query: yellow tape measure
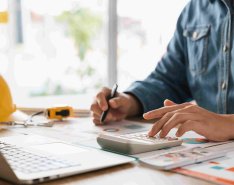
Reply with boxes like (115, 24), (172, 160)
(46, 106), (74, 120)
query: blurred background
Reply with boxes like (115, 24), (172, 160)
(0, 0), (188, 108)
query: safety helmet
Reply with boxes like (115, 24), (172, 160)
(0, 75), (16, 122)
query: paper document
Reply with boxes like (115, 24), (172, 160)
(174, 151), (234, 185)
(12, 118), (153, 149)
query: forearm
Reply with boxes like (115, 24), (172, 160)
(125, 67), (192, 113)
(223, 114), (234, 140)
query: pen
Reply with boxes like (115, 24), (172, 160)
(100, 84), (118, 123)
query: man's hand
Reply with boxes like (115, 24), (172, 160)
(144, 99), (234, 141)
(90, 87), (141, 125)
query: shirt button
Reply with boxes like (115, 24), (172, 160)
(221, 81), (227, 90)
(192, 32), (198, 39)
(223, 44), (228, 52)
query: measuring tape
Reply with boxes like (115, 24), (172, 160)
(31, 106), (74, 120)
(46, 106), (74, 120)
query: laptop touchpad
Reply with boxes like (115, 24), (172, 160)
(30, 143), (86, 155)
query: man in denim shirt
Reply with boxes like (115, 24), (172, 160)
(91, 0), (234, 141)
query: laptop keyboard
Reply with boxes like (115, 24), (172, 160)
(0, 141), (80, 174)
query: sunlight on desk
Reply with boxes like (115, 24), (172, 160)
(0, 117), (215, 185)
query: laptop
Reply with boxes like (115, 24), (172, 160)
(0, 134), (134, 184)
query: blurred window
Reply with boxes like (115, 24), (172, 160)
(2, 0), (107, 104)
(117, 0), (188, 90)
(0, 0), (188, 105)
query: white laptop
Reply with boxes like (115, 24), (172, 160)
(0, 134), (134, 184)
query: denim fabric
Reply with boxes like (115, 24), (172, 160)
(126, 0), (234, 114)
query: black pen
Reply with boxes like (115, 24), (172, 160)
(100, 84), (118, 123)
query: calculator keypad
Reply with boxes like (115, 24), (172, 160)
(120, 133), (178, 144)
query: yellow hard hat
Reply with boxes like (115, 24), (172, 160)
(0, 75), (16, 122)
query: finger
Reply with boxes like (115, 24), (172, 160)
(93, 118), (101, 125)
(164, 99), (177, 106)
(91, 112), (102, 124)
(109, 95), (123, 109)
(160, 113), (199, 138)
(176, 120), (201, 137)
(177, 121), (229, 142)
(93, 109), (120, 125)
(92, 112), (100, 120)
(101, 111), (118, 123)
(92, 109), (112, 124)
(148, 105), (200, 137)
(148, 112), (174, 136)
(96, 87), (111, 111)
(90, 103), (102, 116)
(94, 113), (117, 124)
(143, 102), (191, 120)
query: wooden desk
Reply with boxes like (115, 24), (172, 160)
(0, 119), (213, 185)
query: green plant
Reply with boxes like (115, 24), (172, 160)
(30, 8), (103, 97)
(57, 8), (102, 60)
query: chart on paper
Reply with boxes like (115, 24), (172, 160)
(174, 152), (234, 185)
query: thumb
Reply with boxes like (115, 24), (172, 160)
(164, 99), (177, 107)
(109, 97), (124, 109)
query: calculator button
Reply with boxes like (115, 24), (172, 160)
(120, 133), (179, 144)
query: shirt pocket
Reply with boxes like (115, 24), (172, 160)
(183, 25), (210, 75)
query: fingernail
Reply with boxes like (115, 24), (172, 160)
(101, 105), (108, 111)
(148, 130), (153, 136)
(159, 132), (164, 138)
(176, 131), (181, 137)
(143, 113), (148, 118)
(109, 100), (116, 107)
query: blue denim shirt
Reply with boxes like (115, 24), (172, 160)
(126, 0), (234, 114)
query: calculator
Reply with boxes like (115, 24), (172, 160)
(97, 132), (183, 154)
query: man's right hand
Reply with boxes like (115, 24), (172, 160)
(90, 87), (141, 125)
